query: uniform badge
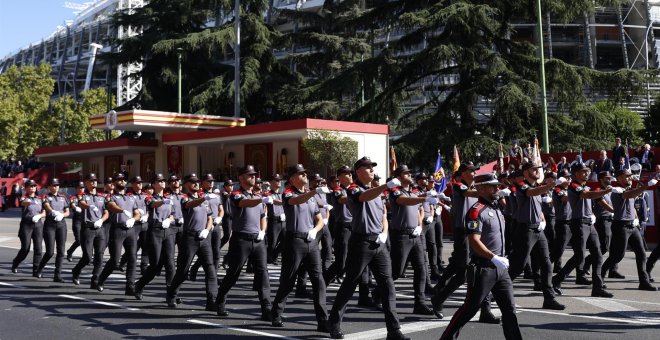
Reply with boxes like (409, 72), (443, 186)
(233, 194), (243, 199)
(460, 185), (468, 191)
(284, 192), (293, 198)
(48, 197), (53, 201)
(467, 220), (479, 230)
(488, 211), (494, 217)
(351, 188), (360, 194)
(521, 185), (529, 190)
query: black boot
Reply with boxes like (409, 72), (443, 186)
(386, 329), (411, 340)
(430, 294), (444, 319)
(412, 302), (434, 315)
(53, 274), (64, 283)
(260, 301), (272, 322)
(205, 298), (218, 312)
(478, 306), (500, 324)
(125, 282), (136, 296)
(542, 298), (565, 310)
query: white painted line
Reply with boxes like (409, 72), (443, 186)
(574, 297), (660, 325)
(187, 319), (300, 339)
(344, 320), (449, 340)
(0, 281), (28, 289)
(58, 294), (140, 311)
(517, 307), (659, 325)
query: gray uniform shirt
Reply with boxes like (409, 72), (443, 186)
(146, 193), (173, 223)
(568, 182), (593, 220)
(611, 189), (636, 222)
(552, 187), (571, 221)
(347, 181), (384, 235)
(166, 190), (184, 221)
(466, 198), (506, 257)
(452, 182), (478, 230)
(266, 190), (284, 219)
(313, 191), (329, 219)
(107, 193), (138, 225)
(21, 195), (43, 221)
(181, 191), (212, 232)
(516, 181), (544, 224)
(82, 191), (106, 223)
(283, 187), (320, 233)
(593, 191), (613, 219)
(332, 186), (352, 224)
(389, 186), (421, 230)
(230, 187), (265, 234)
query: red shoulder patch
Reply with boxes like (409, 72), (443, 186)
(348, 183), (358, 190)
(468, 203), (485, 220)
(570, 182), (580, 189)
(553, 187), (562, 193)
(230, 190), (242, 195)
(283, 188), (294, 195)
(510, 185), (517, 193)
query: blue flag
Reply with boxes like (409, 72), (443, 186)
(433, 151), (447, 193)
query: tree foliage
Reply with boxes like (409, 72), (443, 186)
(302, 130), (358, 178)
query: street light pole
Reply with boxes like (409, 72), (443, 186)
(536, 0), (550, 153)
(177, 48), (183, 114)
(234, 0), (241, 118)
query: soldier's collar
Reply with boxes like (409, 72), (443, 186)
(356, 180), (370, 189)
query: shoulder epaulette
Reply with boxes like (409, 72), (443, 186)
(467, 203), (486, 220)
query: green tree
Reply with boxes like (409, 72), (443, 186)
(302, 130), (358, 178)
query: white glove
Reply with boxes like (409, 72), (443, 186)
(178, 217), (184, 224)
(425, 197), (439, 204)
(123, 210), (132, 218)
(138, 208), (145, 215)
(538, 220), (546, 231)
(542, 196), (553, 203)
(213, 189), (221, 194)
(161, 218), (171, 229)
(91, 205), (99, 212)
(427, 190), (438, 197)
(590, 215), (596, 225)
(93, 219), (103, 228)
(425, 216), (433, 224)
(610, 187), (624, 194)
(435, 207), (442, 216)
(438, 193), (451, 202)
(212, 216), (221, 225)
(633, 218), (640, 227)
(316, 187), (330, 194)
(140, 213), (149, 223)
(491, 255), (509, 269)
(54, 213), (64, 222)
(376, 232), (388, 244)
(444, 205), (451, 213)
(75, 206), (82, 213)
(125, 218), (135, 229)
(386, 178), (401, 189)
(324, 204), (334, 211)
(262, 196), (273, 204)
(412, 226), (423, 236)
(205, 193), (218, 200)
(279, 213), (286, 222)
(31, 215), (42, 223)
(307, 229), (318, 241)
(257, 230), (266, 241)
(648, 179), (658, 187)
(199, 229), (209, 239)
(555, 177), (567, 186)
(322, 218), (328, 225)
(496, 188), (511, 197)
(163, 198), (173, 205)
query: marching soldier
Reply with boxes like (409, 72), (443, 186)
(601, 170), (657, 291)
(102, 177), (115, 246)
(71, 173), (109, 289)
(270, 164), (329, 332)
(440, 173), (523, 340)
(66, 181), (85, 262)
(96, 173), (141, 294)
(127, 176), (149, 274)
(36, 178), (70, 282)
(388, 165), (437, 315)
(190, 173), (224, 280)
(583, 171), (617, 277)
(166, 173), (218, 310)
(11, 179), (45, 277)
(416, 173), (443, 279)
(166, 175), (184, 248)
(265, 174), (285, 264)
(220, 179), (234, 268)
(215, 165), (272, 321)
(550, 170), (572, 273)
(328, 157), (409, 340)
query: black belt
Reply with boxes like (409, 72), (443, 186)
(392, 228), (418, 237)
(520, 223), (540, 230)
(112, 222), (132, 230)
(84, 221), (102, 229)
(614, 221), (634, 228)
(235, 232), (260, 241)
(340, 222), (352, 230)
(598, 216), (613, 222)
(184, 229), (203, 236)
(150, 222), (168, 229)
(353, 233), (379, 242)
(471, 258), (496, 268)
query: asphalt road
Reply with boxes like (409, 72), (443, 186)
(0, 209), (659, 340)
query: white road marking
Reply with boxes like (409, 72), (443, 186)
(344, 320), (449, 340)
(58, 294), (140, 311)
(187, 319), (300, 339)
(0, 281), (28, 289)
(573, 297), (660, 325)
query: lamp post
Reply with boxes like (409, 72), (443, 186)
(645, 22), (654, 111)
(233, 0), (241, 118)
(61, 72), (74, 145)
(176, 48), (183, 114)
(536, 0), (549, 153)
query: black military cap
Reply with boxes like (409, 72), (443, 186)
(84, 173), (98, 181)
(48, 178), (61, 186)
(393, 164), (412, 176)
(168, 175), (180, 183)
(521, 161), (542, 172)
(151, 173), (166, 183)
(373, 174), (382, 181)
(598, 171), (614, 180)
(544, 171), (557, 179)
(255, 177), (263, 184)
(457, 162), (479, 174)
(183, 173), (200, 183)
(143, 182), (152, 190)
(353, 156), (377, 170)
(24, 179), (37, 187)
(202, 173), (215, 182)
(571, 163), (590, 173)
(269, 174), (282, 181)
(114, 173), (126, 181)
(614, 168), (633, 177)
(558, 169), (571, 178)
(104, 177), (114, 184)
(310, 173), (324, 182)
(415, 172), (429, 181)
(287, 164), (307, 178)
(474, 173), (502, 186)
(337, 165), (352, 175)
(75, 181), (84, 188)
(223, 179), (234, 186)
(239, 165), (258, 176)
(130, 175), (144, 183)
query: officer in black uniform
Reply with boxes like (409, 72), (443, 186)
(265, 174), (285, 264)
(440, 173), (523, 340)
(66, 181), (85, 262)
(271, 164), (329, 331)
(11, 179), (45, 276)
(388, 165), (437, 315)
(215, 165), (272, 321)
(190, 173), (224, 280)
(71, 173), (109, 288)
(552, 163), (613, 297)
(166, 173), (218, 310)
(601, 169), (657, 291)
(97, 173), (141, 294)
(507, 162), (564, 310)
(134, 174), (177, 300)
(583, 171), (617, 276)
(220, 179), (234, 268)
(36, 178), (70, 282)
(328, 157), (409, 340)
(550, 170), (572, 273)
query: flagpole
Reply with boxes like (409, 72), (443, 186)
(536, 0), (550, 153)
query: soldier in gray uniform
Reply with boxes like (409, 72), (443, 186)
(131, 176), (150, 274)
(271, 164), (329, 332)
(416, 173), (443, 280)
(266, 174), (285, 264)
(97, 173), (141, 294)
(190, 173), (224, 280)
(328, 157), (409, 340)
(215, 165), (272, 321)
(134, 174), (177, 300)
(166, 173), (218, 310)
(583, 171), (617, 276)
(388, 165), (437, 315)
(601, 169), (657, 291)
(220, 179), (234, 268)
(36, 178), (70, 282)
(550, 170), (572, 273)
(66, 181), (85, 262)
(11, 179), (45, 277)
(166, 175), (184, 248)
(72, 173), (109, 288)
(440, 173), (522, 340)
